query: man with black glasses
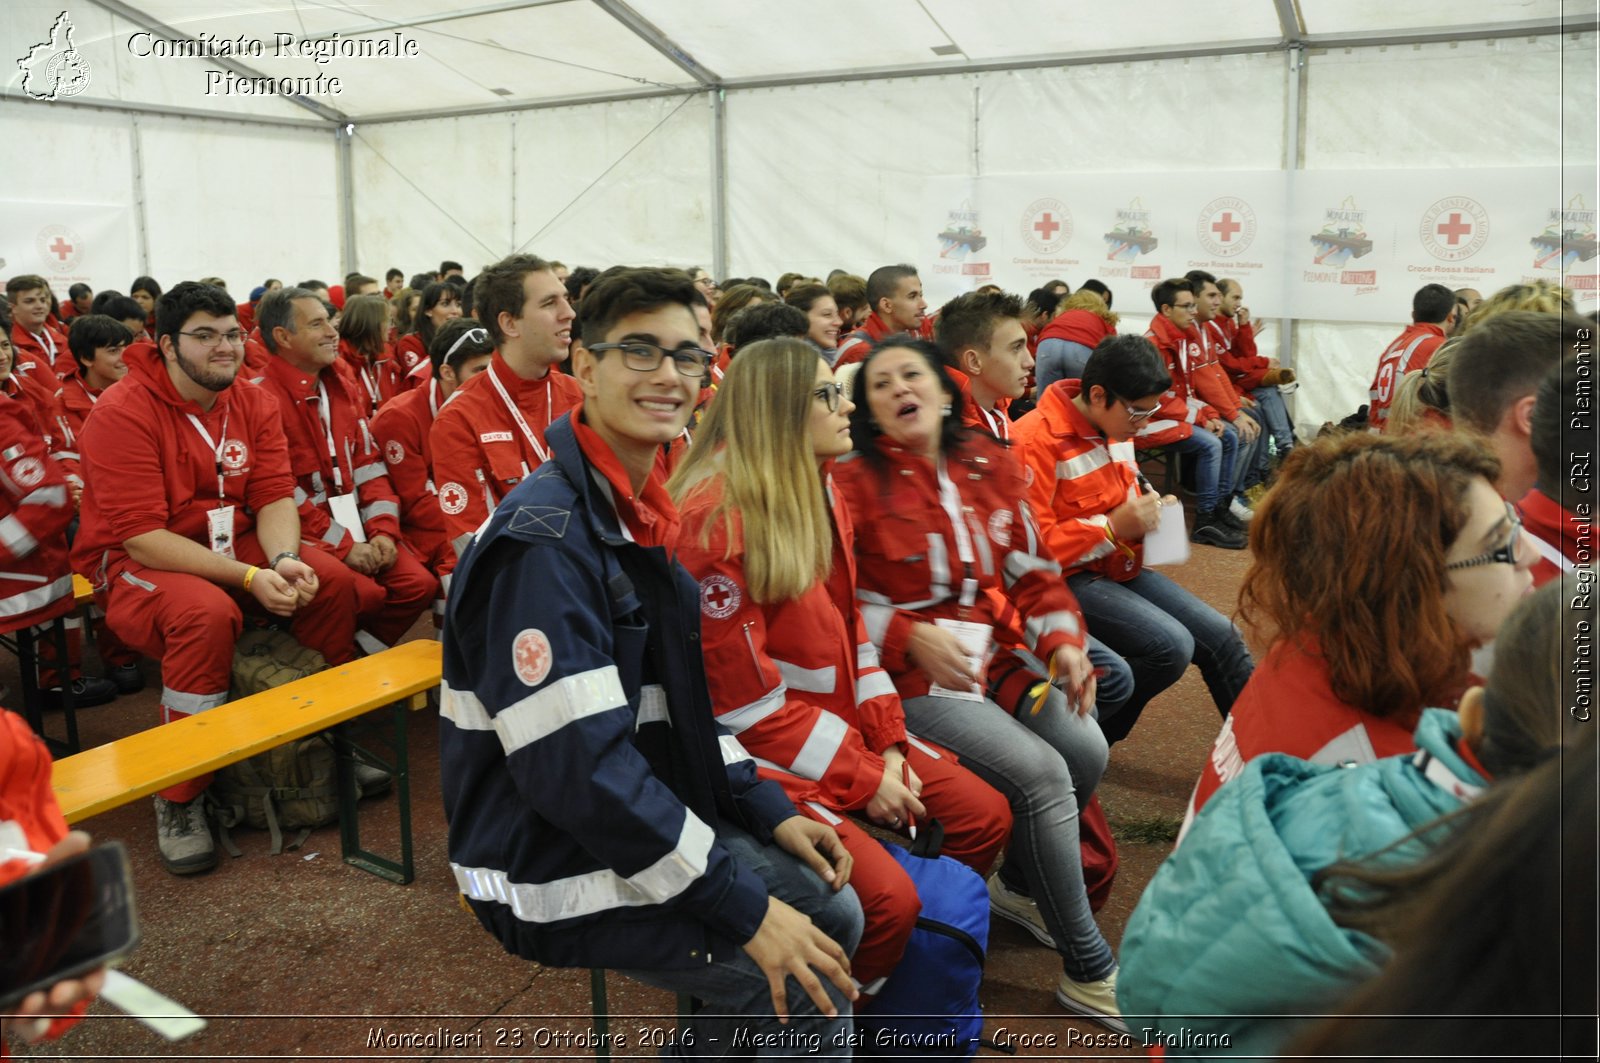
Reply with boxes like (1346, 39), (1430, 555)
(429, 254), (580, 572)
(441, 268), (863, 1055)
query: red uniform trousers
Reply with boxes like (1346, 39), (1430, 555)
(102, 534), (362, 803)
(798, 740), (1010, 987)
(348, 541), (436, 648)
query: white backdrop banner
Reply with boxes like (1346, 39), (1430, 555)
(0, 201), (134, 299)
(922, 167), (1598, 322)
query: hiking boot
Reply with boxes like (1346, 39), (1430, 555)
(987, 874), (1055, 948)
(354, 762), (393, 799)
(1190, 508), (1247, 550)
(1228, 497), (1255, 524)
(153, 795), (217, 875)
(1056, 969), (1127, 1033)
(41, 676), (118, 709)
(109, 662), (145, 694)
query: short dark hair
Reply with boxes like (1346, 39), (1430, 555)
(1451, 311), (1580, 434)
(1024, 286), (1063, 320)
(726, 301), (809, 351)
(439, 260), (464, 276)
(1151, 277), (1194, 312)
(256, 286), (319, 353)
(154, 282), (236, 347)
(565, 266), (600, 305)
(346, 273), (378, 293)
(1080, 334), (1171, 404)
(1079, 279), (1113, 310)
(5, 274), (49, 298)
(936, 290), (1024, 356)
(68, 283), (92, 301)
(1184, 268), (1218, 293)
(578, 267), (698, 347)
(865, 265), (919, 311)
(97, 294), (145, 325)
(471, 254), (553, 346)
(409, 272), (434, 291)
(90, 290), (126, 315)
(67, 314), (134, 368)
(1531, 354), (1592, 507)
(297, 279), (329, 294)
(1412, 283), (1457, 324)
(430, 316), (496, 375)
(385, 267), (404, 282)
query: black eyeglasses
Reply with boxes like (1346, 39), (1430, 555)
(1445, 501), (1524, 570)
(813, 381), (846, 412)
(444, 326), (491, 360)
(177, 328), (247, 348)
(588, 341), (713, 379)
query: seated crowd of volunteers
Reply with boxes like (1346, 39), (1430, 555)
(2, 257), (1589, 1054)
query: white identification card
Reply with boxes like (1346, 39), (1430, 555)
(206, 506), (236, 559)
(99, 969), (207, 1041)
(1142, 502), (1191, 566)
(327, 492), (367, 543)
(928, 618), (993, 702)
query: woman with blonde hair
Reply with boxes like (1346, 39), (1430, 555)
(1034, 289), (1120, 391)
(1383, 344), (1456, 435)
(1455, 279), (1575, 334)
(668, 338), (1011, 991)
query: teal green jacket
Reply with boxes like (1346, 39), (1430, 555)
(1118, 709), (1484, 1058)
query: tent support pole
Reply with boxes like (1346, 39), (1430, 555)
(711, 89), (729, 280)
(130, 116), (151, 276)
(338, 125), (357, 275)
(1281, 43), (1306, 376)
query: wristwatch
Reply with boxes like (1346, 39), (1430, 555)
(268, 551), (301, 571)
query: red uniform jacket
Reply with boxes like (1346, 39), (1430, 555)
(338, 340), (404, 418)
(393, 333), (428, 377)
(71, 344), (297, 587)
(834, 312), (932, 366)
(1, 373), (79, 492)
(240, 335), (272, 385)
(56, 371), (105, 443)
(1037, 309), (1115, 350)
(428, 353), (582, 567)
(1137, 313), (1212, 447)
(1188, 639), (1421, 822)
(8, 320), (69, 383)
(370, 378), (449, 568)
(235, 301), (257, 334)
(0, 398), (75, 629)
(1012, 380), (1145, 582)
(1519, 487), (1581, 587)
(676, 472), (908, 811)
(1208, 315), (1269, 391)
(255, 356), (403, 561)
(1186, 318), (1244, 421)
(947, 366), (1011, 441)
(1369, 322), (1446, 429)
(834, 433), (1086, 701)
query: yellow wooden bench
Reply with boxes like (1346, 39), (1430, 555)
(73, 573), (93, 605)
(52, 638), (443, 883)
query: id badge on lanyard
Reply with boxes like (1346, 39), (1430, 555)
(186, 412), (234, 557)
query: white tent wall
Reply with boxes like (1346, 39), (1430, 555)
(351, 94), (712, 277)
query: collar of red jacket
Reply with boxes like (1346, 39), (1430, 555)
(571, 403), (679, 549)
(1517, 487), (1572, 541)
(487, 350), (560, 396)
(124, 339), (242, 416)
(1145, 311), (1188, 347)
(338, 338), (390, 370)
(1037, 378), (1106, 441)
(262, 349), (336, 401)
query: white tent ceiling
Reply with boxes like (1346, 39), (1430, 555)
(2, 0), (1591, 125)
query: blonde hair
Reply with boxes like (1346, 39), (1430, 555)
(668, 339), (834, 604)
(1385, 344), (1456, 435)
(1055, 288), (1119, 329)
(1456, 280), (1575, 336)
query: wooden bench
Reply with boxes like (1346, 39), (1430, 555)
(52, 638), (443, 884)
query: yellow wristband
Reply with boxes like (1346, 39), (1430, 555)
(242, 565), (260, 591)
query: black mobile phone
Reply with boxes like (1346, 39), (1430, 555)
(0, 841), (140, 1011)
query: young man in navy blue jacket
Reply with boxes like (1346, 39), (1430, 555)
(440, 268), (862, 1056)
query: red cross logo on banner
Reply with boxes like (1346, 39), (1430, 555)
(1436, 213), (1472, 245)
(1211, 213), (1241, 242)
(1033, 213), (1061, 241)
(49, 237), (73, 261)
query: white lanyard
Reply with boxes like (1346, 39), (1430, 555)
(975, 404), (1008, 440)
(487, 361), (552, 465)
(934, 456), (980, 609)
(36, 328), (56, 359)
(81, 379), (98, 405)
(427, 378), (440, 419)
(314, 381), (345, 491)
(185, 410), (230, 500)
(358, 363), (381, 414)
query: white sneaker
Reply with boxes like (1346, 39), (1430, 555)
(987, 874), (1055, 948)
(154, 794), (217, 875)
(1056, 969), (1127, 1033)
(1229, 497), (1256, 523)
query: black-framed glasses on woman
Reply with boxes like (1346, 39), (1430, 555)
(1445, 500), (1525, 570)
(813, 380), (846, 412)
(587, 340), (713, 378)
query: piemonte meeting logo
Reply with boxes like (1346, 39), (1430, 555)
(936, 200), (988, 261)
(1196, 196), (1257, 258)
(1021, 197), (1072, 256)
(1310, 196), (1374, 268)
(1530, 194), (1598, 272)
(18, 11), (91, 100)
(1104, 199), (1159, 263)
(1419, 195), (1490, 262)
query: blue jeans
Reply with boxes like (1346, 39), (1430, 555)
(901, 692), (1115, 982)
(1250, 387), (1295, 457)
(1233, 408), (1271, 496)
(1164, 424), (1238, 512)
(621, 826), (863, 1061)
(990, 639), (1134, 723)
(1034, 338), (1095, 392)
(1065, 569), (1255, 745)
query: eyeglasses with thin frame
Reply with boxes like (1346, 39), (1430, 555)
(1445, 500), (1525, 571)
(177, 328), (247, 348)
(444, 326), (491, 361)
(588, 340), (714, 379)
(813, 380), (846, 412)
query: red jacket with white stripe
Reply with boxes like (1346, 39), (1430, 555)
(1187, 318), (1244, 421)
(1369, 322), (1446, 429)
(370, 378), (449, 568)
(1518, 487), (1579, 588)
(338, 340), (405, 419)
(834, 312), (932, 366)
(1011, 380), (1145, 583)
(0, 397), (75, 629)
(0, 373), (79, 493)
(8, 321), (70, 383)
(1136, 313), (1212, 448)
(256, 355), (402, 560)
(394, 333), (428, 377)
(675, 471), (907, 811)
(1208, 315), (1270, 391)
(834, 432), (1086, 700)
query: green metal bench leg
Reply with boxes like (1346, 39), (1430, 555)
(590, 968), (611, 1063)
(334, 700), (413, 884)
